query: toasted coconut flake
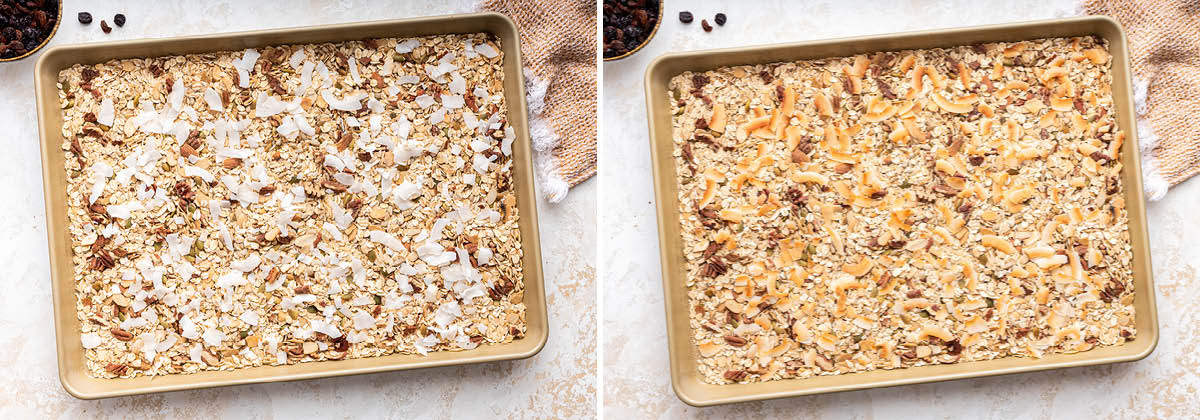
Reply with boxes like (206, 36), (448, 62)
(811, 94), (832, 119)
(842, 257), (873, 277)
(1039, 109), (1058, 127)
(1024, 245), (1056, 259)
(862, 104), (896, 123)
(901, 118), (926, 141)
(1034, 254), (1068, 269)
(1083, 48), (1109, 65)
(699, 178), (718, 208)
(981, 235), (1017, 254)
(709, 103), (727, 133)
(918, 325), (954, 342)
(931, 93), (972, 114)
(792, 172), (829, 185)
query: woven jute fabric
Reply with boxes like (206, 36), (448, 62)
(1084, 0), (1200, 188)
(480, 0), (598, 187)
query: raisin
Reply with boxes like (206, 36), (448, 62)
(624, 26), (642, 40)
(114, 14), (126, 27)
(602, 0), (660, 58)
(714, 13), (727, 26)
(78, 12), (92, 25)
(700, 19), (712, 32)
(679, 11), (693, 23)
(100, 20), (111, 34)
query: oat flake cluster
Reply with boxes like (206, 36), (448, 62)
(59, 33), (526, 378)
(671, 37), (1135, 385)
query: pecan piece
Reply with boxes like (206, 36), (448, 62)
(723, 370), (749, 381)
(104, 363), (129, 375)
(322, 179), (348, 192)
(89, 249), (115, 271)
(110, 327), (134, 341)
(173, 180), (195, 203)
(264, 267), (280, 284)
(335, 131), (353, 152)
(931, 183), (961, 196)
(699, 257), (728, 278)
(723, 335), (748, 347)
(791, 147), (810, 164)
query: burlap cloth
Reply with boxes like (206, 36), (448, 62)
(479, 0), (597, 201)
(1083, 0), (1200, 199)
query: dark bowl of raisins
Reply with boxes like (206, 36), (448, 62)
(0, 0), (62, 62)
(603, 0), (662, 62)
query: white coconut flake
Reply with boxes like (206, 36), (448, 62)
(311, 319), (342, 339)
(97, 97), (115, 126)
(276, 115), (299, 138)
(430, 107), (447, 124)
(475, 43), (499, 58)
(417, 241), (456, 267)
(255, 92), (288, 117)
(501, 126), (515, 156)
(239, 310), (260, 326)
(231, 254), (261, 272)
(477, 247), (494, 265)
(289, 50), (306, 68)
(448, 73), (467, 95)
(415, 94), (436, 108)
(168, 78), (186, 110)
(352, 311), (376, 330)
(107, 200), (144, 219)
(396, 75), (420, 85)
(322, 90), (366, 111)
(322, 222), (344, 242)
(202, 328), (226, 347)
(217, 271), (247, 288)
(392, 177), (421, 209)
(297, 60), (316, 94)
(393, 115), (412, 139)
(367, 97), (384, 113)
(395, 39), (421, 54)
(348, 55), (362, 84)
(120, 316), (148, 330)
(294, 115), (315, 136)
(441, 94), (464, 109)
(204, 87), (224, 111)
(368, 230), (406, 252)
(425, 62), (458, 80)
(81, 333), (102, 349)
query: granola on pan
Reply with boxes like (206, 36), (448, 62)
(670, 37), (1135, 384)
(59, 33), (525, 379)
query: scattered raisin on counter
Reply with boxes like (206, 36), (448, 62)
(113, 14), (125, 27)
(700, 19), (712, 32)
(679, 11), (693, 24)
(78, 12), (92, 25)
(0, 0), (60, 59)
(602, 0), (660, 59)
(100, 20), (111, 34)
(714, 13), (727, 26)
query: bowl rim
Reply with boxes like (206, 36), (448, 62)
(0, 0), (63, 63)
(602, 0), (663, 61)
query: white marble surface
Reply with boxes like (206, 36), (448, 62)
(600, 0), (1200, 418)
(0, 1), (595, 418)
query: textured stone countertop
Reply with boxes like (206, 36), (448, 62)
(601, 0), (1198, 418)
(0, 1), (595, 418)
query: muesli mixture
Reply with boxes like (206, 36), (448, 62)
(670, 37), (1135, 384)
(59, 33), (526, 379)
